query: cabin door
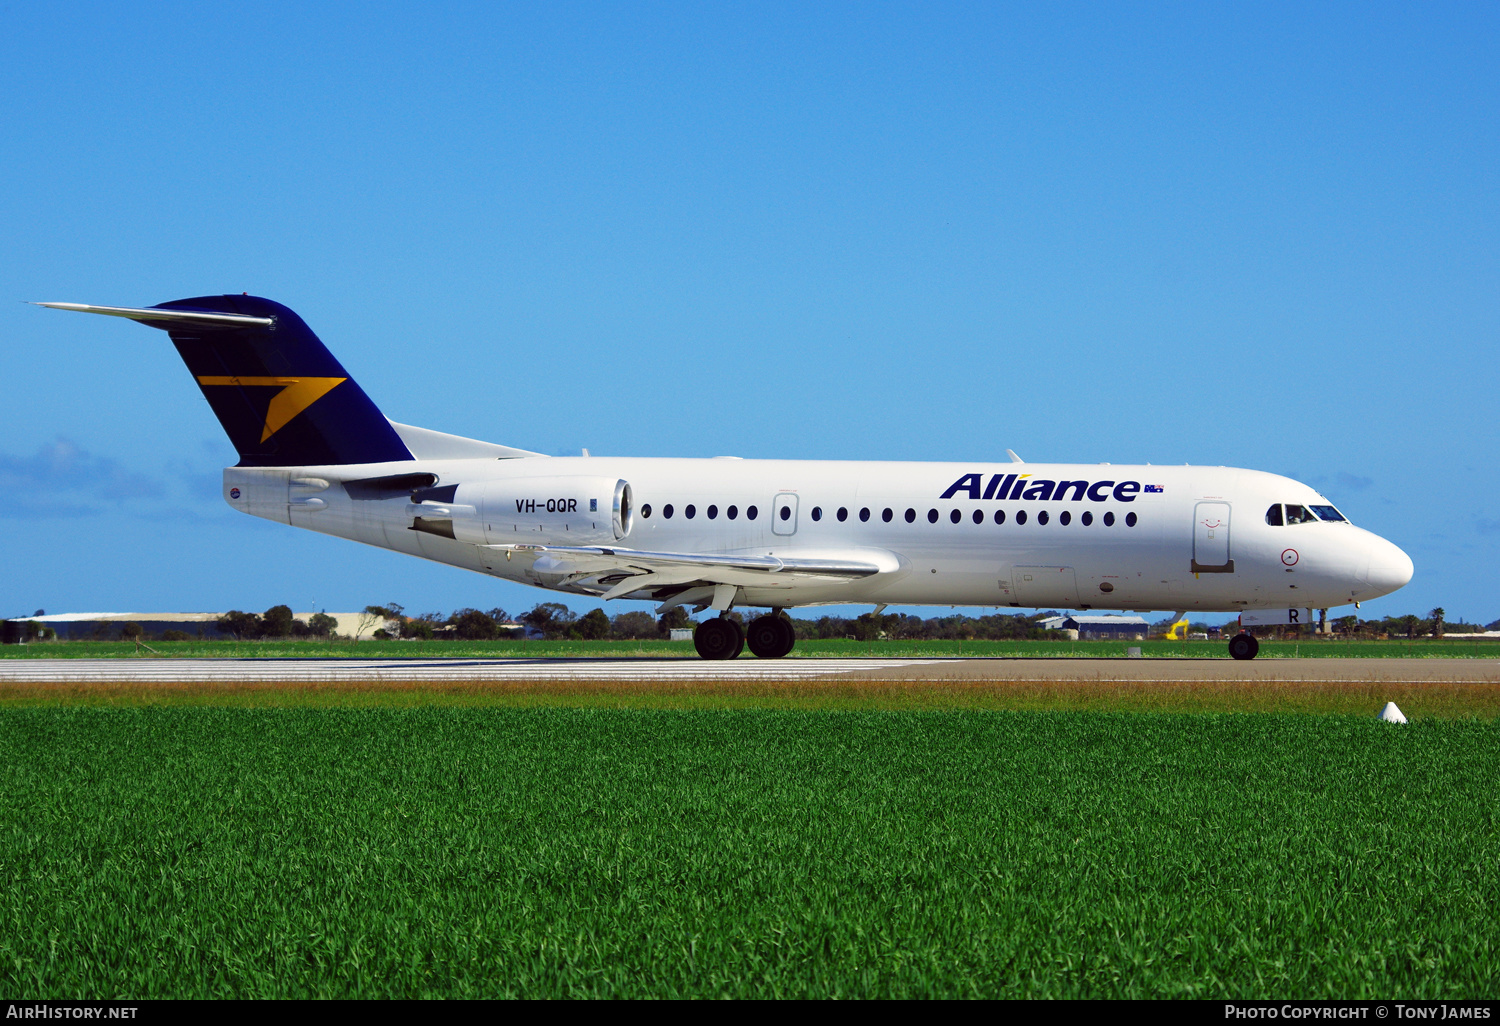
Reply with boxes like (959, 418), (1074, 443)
(1191, 502), (1234, 573)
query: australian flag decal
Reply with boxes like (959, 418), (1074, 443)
(1144, 484), (1164, 493)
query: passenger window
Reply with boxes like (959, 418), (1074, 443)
(927, 509), (938, 523)
(1265, 504), (1283, 526)
(685, 504), (696, 519)
(663, 504), (674, 519)
(1081, 511), (1092, 526)
(859, 507), (870, 522)
(1103, 511), (1115, 526)
(727, 505), (738, 520)
(994, 510), (1006, 525)
(882, 508), (893, 523)
(837, 507), (848, 522)
(641, 504), (652, 519)
(811, 506), (822, 521)
(949, 509), (961, 524)
(972, 509), (983, 525)
(1059, 511), (1071, 526)
(779, 506), (790, 521)
(747, 505), (758, 520)
(1037, 511), (1049, 525)
(1016, 510), (1028, 525)
(1126, 512), (1137, 527)
(707, 504), (718, 519)
(905, 508), (916, 523)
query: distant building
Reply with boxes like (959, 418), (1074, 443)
(1038, 614), (1149, 640)
(0, 611), (395, 642)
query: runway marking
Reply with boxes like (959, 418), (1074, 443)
(0, 658), (944, 684)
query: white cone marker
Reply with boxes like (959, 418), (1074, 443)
(1378, 702), (1408, 724)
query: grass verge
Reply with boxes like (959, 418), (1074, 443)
(1, 708), (1494, 998)
(2, 677), (1499, 717)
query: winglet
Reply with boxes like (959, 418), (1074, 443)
(1007, 449), (1024, 463)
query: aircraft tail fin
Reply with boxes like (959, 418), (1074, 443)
(37, 296), (414, 467)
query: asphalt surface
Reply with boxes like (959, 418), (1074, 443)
(0, 656), (1494, 684)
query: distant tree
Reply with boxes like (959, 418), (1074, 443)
(450, 608), (499, 640)
(160, 630), (190, 642)
(119, 622), (143, 640)
(1403, 614), (1420, 639)
(657, 608), (693, 636)
(216, 610), (261, 640)
(402, 612), (446, 640)
(355, 604), (402, 640)
(851, 613), (882, 642)
(522, 602), (578, 639)
(307, 612), (339, 637)
(576, 608), (610, 640)
(1430, 608), (1445, 637)
(261, 605), (295, 638)
(610, 611), (657, 639)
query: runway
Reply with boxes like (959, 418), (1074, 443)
(0, 656), (1495, 684)
(0, 656), (942, 683)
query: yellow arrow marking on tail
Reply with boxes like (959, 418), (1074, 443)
(195, 376), (347, 442)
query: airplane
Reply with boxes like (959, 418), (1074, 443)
(35, 294), (1414, 660)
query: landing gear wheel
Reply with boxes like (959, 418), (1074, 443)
(746, 615), (796, 659)
(694, 616), (744, 660)
(1228, 633), (1259, 661)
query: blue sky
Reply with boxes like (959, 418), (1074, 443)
(2, 2), (1496, 624)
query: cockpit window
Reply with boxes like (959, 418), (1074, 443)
(1284, 504), (1318, 525)
(1309, 505), (1347, 523)
(1265, 504), (1283, 526)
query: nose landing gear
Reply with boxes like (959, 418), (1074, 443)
(1228, 633), (1259, 661)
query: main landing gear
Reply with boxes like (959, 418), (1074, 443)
(745, 614), (796, 659)
(1228, 633), (1260, 661)
(693, 616), (744, 659)
(693, 613), (797, 660)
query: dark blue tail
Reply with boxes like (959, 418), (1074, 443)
(149, 295), (414, 467)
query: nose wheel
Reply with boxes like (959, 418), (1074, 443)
(1228, 633), (1259, 661)
(746, 614), (797, 659)
(693, 616), (745, 659)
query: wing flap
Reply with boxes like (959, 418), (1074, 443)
(486, 543), (898, 599)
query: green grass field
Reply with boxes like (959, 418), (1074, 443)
(3, 636), (1496, 659)
(2, 707), (1496, 998)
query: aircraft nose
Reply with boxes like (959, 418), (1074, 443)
(1363, 536), (1414, 597)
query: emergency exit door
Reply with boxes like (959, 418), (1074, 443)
(1191, 502), (1234, 573)
(772, 492), (798, 536)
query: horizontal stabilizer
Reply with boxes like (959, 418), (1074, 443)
(33, 302), (273, 329)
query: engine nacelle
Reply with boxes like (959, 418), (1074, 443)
(473, 476), (633, 546)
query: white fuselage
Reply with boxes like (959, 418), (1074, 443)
(223, 456), (1413, 614)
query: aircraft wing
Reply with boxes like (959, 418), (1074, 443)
(483, 543), (899, 602)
